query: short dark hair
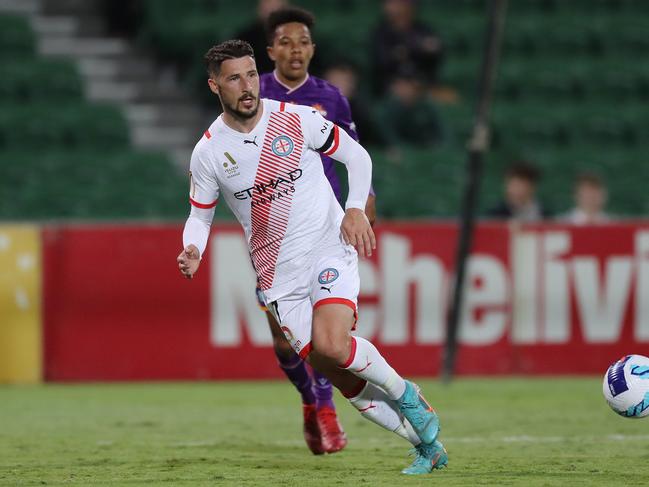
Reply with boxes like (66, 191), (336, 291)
(204, 39), (254, 77)
(505, 160), (541, 183)
(265, 7), (315, 44)
(576, 172), (604, 189)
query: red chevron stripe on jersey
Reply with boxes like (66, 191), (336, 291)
(250, 111), (304, 290)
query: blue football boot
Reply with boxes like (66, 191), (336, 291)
(396, 381), (439, 444)
(402, 440), (448, 475)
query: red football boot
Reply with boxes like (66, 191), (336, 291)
(303, 404), (324, 455)
(316, 406), (348, 454)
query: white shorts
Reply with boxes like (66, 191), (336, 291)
(266, 248), (359, 359)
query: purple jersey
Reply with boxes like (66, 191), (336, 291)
(260, 72), (358, 202)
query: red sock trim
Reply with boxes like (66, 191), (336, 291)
(298, 342), (312, 360)
(342, 379), (367, 399)
(340, 336), (357, 369)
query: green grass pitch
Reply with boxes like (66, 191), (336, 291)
(1, 378), (648, 486)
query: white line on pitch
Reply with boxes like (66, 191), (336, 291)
(169, 434), (649, 448)
(448, 434), (649, 443)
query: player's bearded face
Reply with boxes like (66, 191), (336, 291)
(220, 86), (260, 120)
(213, 56), (261, 120)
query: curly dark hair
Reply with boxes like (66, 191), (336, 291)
(204, 39), (254, 77)
(265, 7), (315, 44)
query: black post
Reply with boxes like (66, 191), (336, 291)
(442, 0), (508, 383)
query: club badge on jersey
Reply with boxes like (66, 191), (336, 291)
(271, 135), (295, 157)
(318, 268), (339, 285)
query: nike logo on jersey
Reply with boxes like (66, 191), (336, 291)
(243, 135), (258, 146)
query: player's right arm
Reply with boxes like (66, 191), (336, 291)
(178, 144), (219, 279)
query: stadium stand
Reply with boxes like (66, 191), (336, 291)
(134, 0), (649, 218)
(0, 5), (189, 220)
(1, 0), (647, 219)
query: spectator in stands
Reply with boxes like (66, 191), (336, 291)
(323, 62), (383, 147)
(375, 67), (443, 149)
(560, 173), (610, 224)
(370, 0), (444, 96)
(487, 161), (552, 221)
(235, 0), (287, 75)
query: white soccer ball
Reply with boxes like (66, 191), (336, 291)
(603, 354), (649, 418)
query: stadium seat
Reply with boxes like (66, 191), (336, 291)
(0, 14), (35, 57)
(0, 60), (83, 102)
(0, 103), (130, 150)
(0, 151), (187, 219)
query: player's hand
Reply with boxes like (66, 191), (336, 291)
(177, 244), (201, 279)
(365, 194), (377, 227)
(341, 208), (376, 258)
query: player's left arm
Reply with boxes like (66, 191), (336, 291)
(335, 93), (377, 227)
(319, 123), (375, 257)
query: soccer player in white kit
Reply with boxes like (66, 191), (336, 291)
(177, 40), (447, 475)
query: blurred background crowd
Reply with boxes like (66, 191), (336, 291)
(1, 0), (647, 221)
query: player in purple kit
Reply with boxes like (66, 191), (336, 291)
(261, 8), (376, 216)
(257, 7), (376, 455)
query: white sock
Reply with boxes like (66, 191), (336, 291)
(341, 336), (406, 400)
(348, 382), (420, 446)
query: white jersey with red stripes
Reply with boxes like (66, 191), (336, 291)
(189, 98), (347, 301)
